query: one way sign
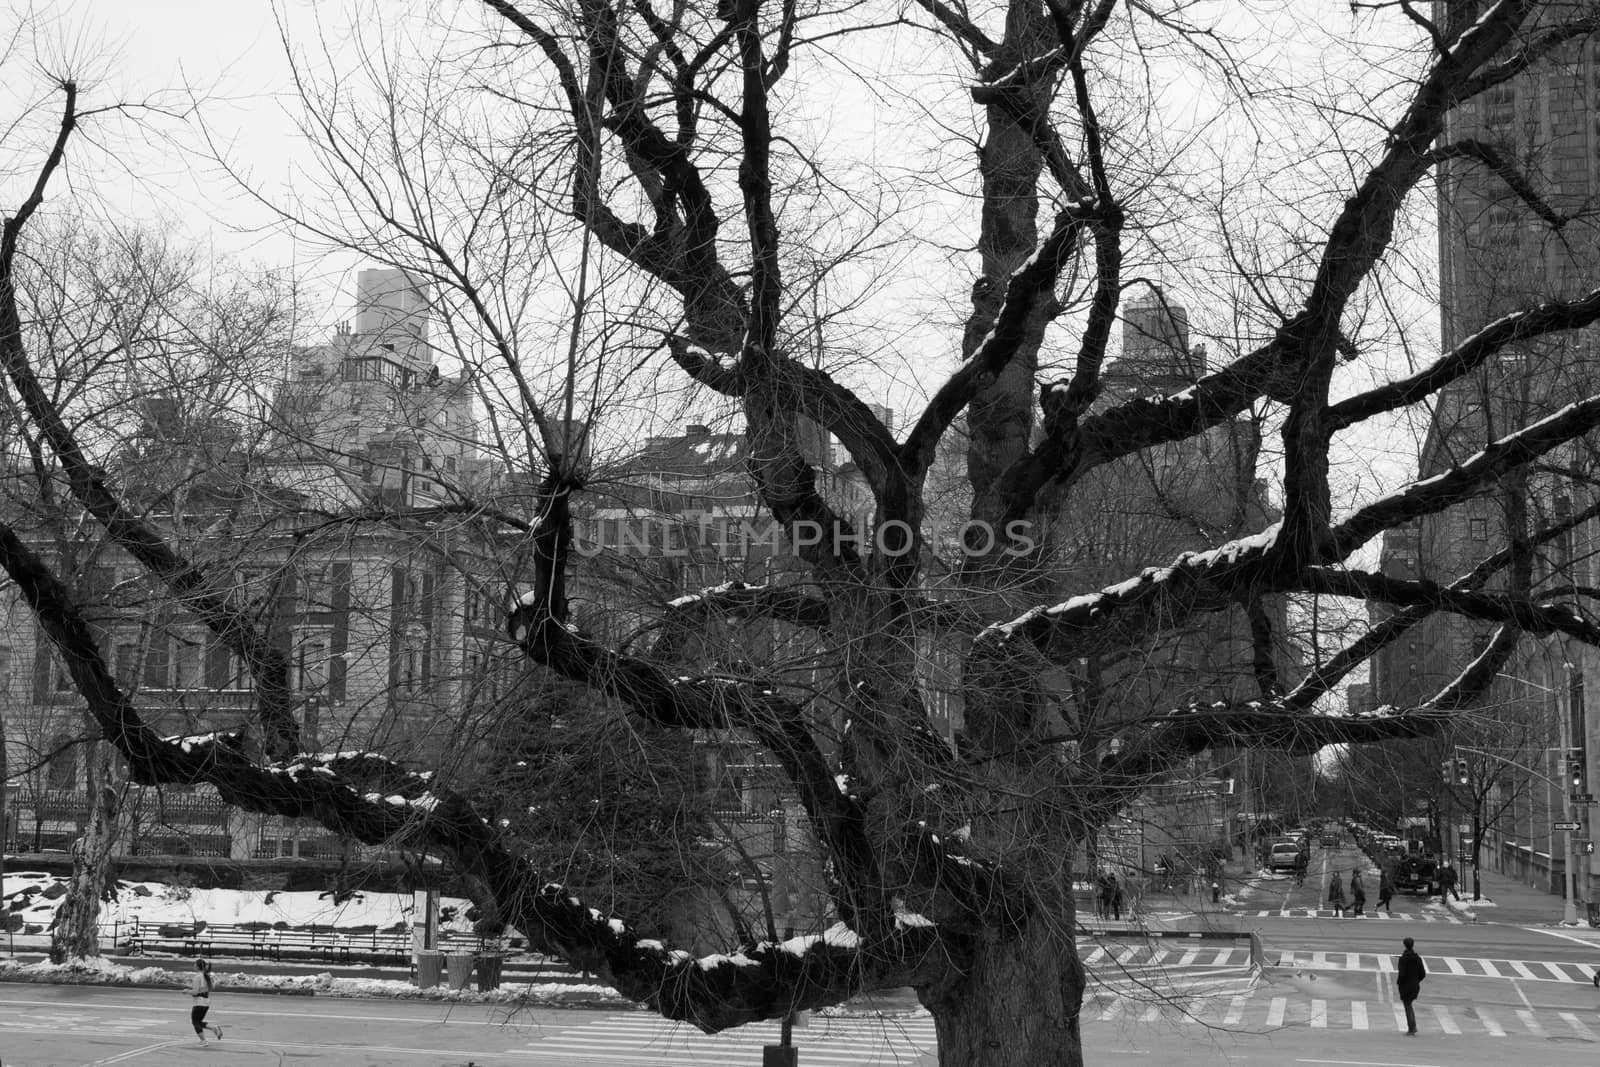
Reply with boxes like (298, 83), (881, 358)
(1554, 821), (1581, 831)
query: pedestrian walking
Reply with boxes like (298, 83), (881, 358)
(1438, 862), (1460, 901)
(1377, 871), (1394, 914)
(1111, 876), (1124, 921)
(1328, 870), (1345, 916)
(1396, 936), (1426, 1035)
(1350, 870), (1366, 916)
(187, 959), (224, 1045)
(1094, 870), (1112, 919)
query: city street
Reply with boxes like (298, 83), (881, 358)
(5, 845), (1597, 1065)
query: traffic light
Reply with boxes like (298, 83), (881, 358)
(1456, 757), (1469, 786)
(1571, 751), (1586, 789)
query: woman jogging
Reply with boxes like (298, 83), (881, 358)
(188, 958), (224, 1045)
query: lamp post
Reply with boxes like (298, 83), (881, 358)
(1454, 744), (1580, 925)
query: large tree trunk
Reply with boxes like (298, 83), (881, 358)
(49, 741), (119, 963)
(922, 922), (1087, 1067)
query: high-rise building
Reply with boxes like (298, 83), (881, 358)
(1362, 1), (1600, 895)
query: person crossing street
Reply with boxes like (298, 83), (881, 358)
(1397, 936), (1427, 1036)
(1377, 871), (1394, 914)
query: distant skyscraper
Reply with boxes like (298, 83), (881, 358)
(1369, 1), (1600, 896)
(1105, 289), (1206, 393)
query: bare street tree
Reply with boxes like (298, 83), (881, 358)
(6, 3), (1600, 1065)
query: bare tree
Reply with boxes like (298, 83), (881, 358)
(7, 3), (1600, 1066)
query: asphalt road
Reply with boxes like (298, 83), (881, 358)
(2, 978), (1597, 1067)
(4, 844), (1598, 1066)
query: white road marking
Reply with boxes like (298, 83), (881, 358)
(1432, 1003), (1460, 1035)
(1477, 1008), (1505, 1037)
(1478, 959), (1501, 978)
(1350, 1001), (1367, 1030)
(1509, 961), (1537, 979)
(1516, 1008), (1544, 1037)
(1540, 962), (1569, 981)
(90, 1043), (178, 1066)
(1224, 995), (1247, 1026)
(1558, 1012), (1597, 1040)
(1441, 956), (1467, 975)
(1310, 999), (1327, 1028)
(1266, 997), (1285, 1027)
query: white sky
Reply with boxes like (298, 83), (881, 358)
(6, 0), (1438, 508)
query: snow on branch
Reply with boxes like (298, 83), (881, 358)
(509, 589), (888, 932)
(1328, 287), (1600, 433)
(1329, 394), (1600, 557)
(974, 524), (1280, 659)
(663, 580), (831, 628)
(895, 823), (1028, 935)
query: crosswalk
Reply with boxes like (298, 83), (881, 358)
(526, 993), (1600, 1063)
(1088, 992), (1600, 1041)
(1249, 907), (1463, 922)
(1077, 942), (1599, 984)
(1274, 950), (1598, 983)
(523, 1012), (939, 1066)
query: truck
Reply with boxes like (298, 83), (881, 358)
(1391, 852), (1438, 895)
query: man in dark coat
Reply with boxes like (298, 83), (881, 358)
(1397, 936), (1427, 1035)
(1438, 863), (1460, 901)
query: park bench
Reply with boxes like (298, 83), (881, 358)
(119, 921), (518, 966)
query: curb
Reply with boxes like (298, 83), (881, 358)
(0, 968), (632, 1009)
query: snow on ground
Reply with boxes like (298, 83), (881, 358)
(3, 871), (476, 935)
(1443, 894), (1490, 917)
(0, 956), (626, 1004)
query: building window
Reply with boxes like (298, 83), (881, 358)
(46, 734), (77, 790)
(297, 631), (331, 692)
(52, 653), (75, 693)
(114, 642), (138, 683)
(1468, 517), (1488, 540)
(172, 635), (204, 690)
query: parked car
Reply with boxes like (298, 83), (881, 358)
(1268, 842), (1302, 873)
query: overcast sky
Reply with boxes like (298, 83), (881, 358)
(7, 0), (1435, 517)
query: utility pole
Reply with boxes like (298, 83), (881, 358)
(1455, 745), (1579, 922)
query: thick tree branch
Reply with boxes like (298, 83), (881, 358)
(1428, 137), (1577, 229)
(1, 514), (954, 1029)
(995, 0), (1539, 524)
(510, 476), (890, 934)
(1299, 566), (1600, 646)
(1328, 287), (1600, 433)
(1329, 394), (1600, 557)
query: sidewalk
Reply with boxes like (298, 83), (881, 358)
(1445, 864), (1591, 926)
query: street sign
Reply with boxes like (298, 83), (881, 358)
(1554, 821), (1581, 831)
(1572, 793), (1596, 803)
